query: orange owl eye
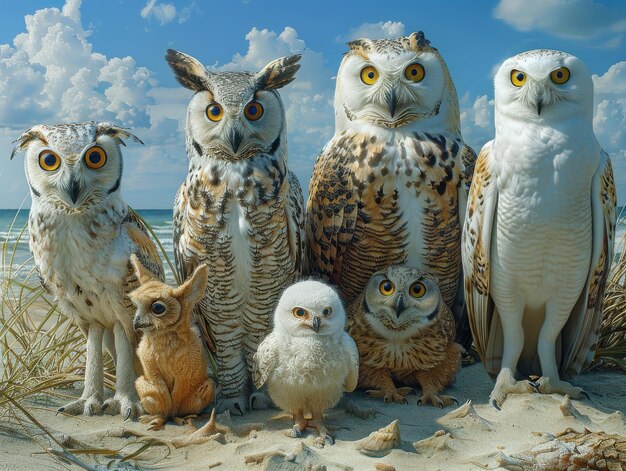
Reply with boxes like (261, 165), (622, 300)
(360, 66), (379, 85)
(84, 146), (107, 169)
(38, 150), (61, 171)
(379, 280), (395, 296)
(404, 63), (425, 82)
(550, 67), (570, 85)
(244, 102), (264, 121)
(510, 69), (527, 87)
(206, 103), (224, 122)
(409, 281), (427, 298)
(293, 307), (307, 318)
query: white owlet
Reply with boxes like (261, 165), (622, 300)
(252, 280), (359, 447)
(462, 50), (616, 409)
(11, 122), (165, 419)
(166, 50), (306, 415)
(306, 31), (476, 353)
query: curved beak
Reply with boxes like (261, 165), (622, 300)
(386, 88), (398, 118)
(228, 128), (244, 154)
(536, 99), (543, 116)
(395, 293), (407, 318)
(311, 316), (321, 333)
(133, 315), (150, 331)
(68, 177), (81, 205)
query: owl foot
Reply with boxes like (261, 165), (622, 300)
(58, 394), (103, 416)
(417, 393), (459, 408)
(173, 414), (198, 426)
(366, 386), (413, 404)
(308, 419), (334, 448)
(217, 395), (247, 416)
(531, 377), (589, 400)
(313, 434), (335, 448)
(140, 414), (166, 431)
(490, 369), (534, 410)
(249, 391), (273, 410)
(101, 393), (143, 420)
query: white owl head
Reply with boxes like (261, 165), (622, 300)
(274, 280), (346, 338)
(334, 31), (460, 134)
(494, 49), (594, 127)
(11, 121), (142, 212)
(166, 49), (301, 162)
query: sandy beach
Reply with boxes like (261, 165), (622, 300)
(1, 362), (624, 470)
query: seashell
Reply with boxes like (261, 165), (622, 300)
(497, 428), (626, 471)
(438, 400), (493, 431)
(355, 420), (401, 457)
(413, 430), (453, 456)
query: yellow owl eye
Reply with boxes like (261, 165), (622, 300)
(322, 307), (332, 317)
(293, 307), (307, 318)
(38, 150), (61, 171)
(379, 280), (395, 296)
(84, 146), (107, 169)
(404, 63), (425, 82)
(206, 103), (224, 122)
(360, 66), (379, 85)
(244, 102), (264, 121)
(510, 69), (527, 87)
(409, 281), (427, 298)
(550, 67), (570, 85)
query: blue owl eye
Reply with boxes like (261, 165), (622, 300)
(151, 302), (166, 315)
(322, 307), (333, 317)
(292, 307), (307, 318)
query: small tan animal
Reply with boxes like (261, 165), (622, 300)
(129, 255), (214, 430)
(347, 265), (462, 408)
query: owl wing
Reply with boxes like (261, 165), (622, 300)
(560, 152), (616, 378)
(342, 331), (360, 392)
(286, 171), (306, 274)
(252, 331), (279, 389)
(461, 141), (500, 375)
(123, 210), (165, 282)
(306, 138), (358, 281)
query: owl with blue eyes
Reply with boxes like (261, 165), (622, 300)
(166, 50), (305, 415)
(11, 121), (165, 419)
(306, 32), (476, 355)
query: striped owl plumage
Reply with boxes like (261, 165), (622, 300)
(463, 50), (616, 408)
(166, 50), (306, 414)
(306, 32), (476, 350)
(11, 122), (165, 419)
(347, 265), (462, 407)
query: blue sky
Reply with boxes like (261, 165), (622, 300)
(0, 0), (624, 208)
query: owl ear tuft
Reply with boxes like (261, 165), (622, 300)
(166, 49), (211, 92)
(130, 254), (156, 285)
(10, 126), (48, 160)
(96, 123), (143, 147)
(174, 264), (209, 309)
(256, 54), (301, 91)
(346, 39), (372, 60)
(408, 31), (433, 51)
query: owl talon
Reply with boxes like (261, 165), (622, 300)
(492, 399), (501, 411)
(290, 426), (302, 439)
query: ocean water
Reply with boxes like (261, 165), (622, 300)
(0, 209), (176, 282)
(1, 207), (625, 283)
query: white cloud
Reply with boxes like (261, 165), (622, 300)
(460, 94), (495, 154)
(338, 21), (406, 42)
(494, 0), (626, 45)
(140, 0), (176, 25)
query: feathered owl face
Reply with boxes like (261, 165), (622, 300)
(129, 255), (208, 333)
(274, 280), (346, 338)
(335, 31), (459, 133)
(11, 122), (142, 213)
(363, 265), (441, 340)
(494, 49), (593, 124)
(166, 50), (301, 162)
